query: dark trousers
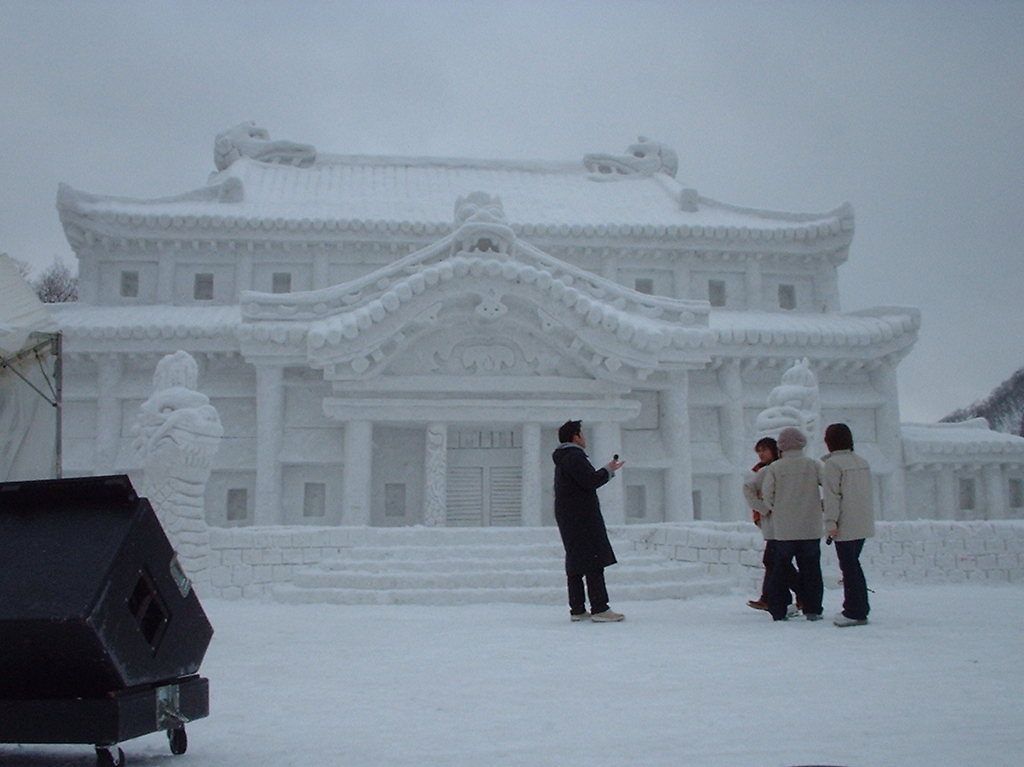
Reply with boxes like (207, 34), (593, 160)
(760, 540), (800, 604)
(567, 568), (609, 615)
(835, 538), (869, 621)
(767, 539), (823, 620)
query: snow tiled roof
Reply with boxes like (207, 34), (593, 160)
(710, 308), (919, 351)
(50, 302), (919, 357)
(902, 419), (1024, 464)
(58, 155), (853, 247)
(50, 304), (240, 342)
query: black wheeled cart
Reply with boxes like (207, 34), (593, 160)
(0, 475), (215, 766)
(0, 675), (209, 766)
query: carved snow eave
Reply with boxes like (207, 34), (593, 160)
(292, 253), (715, 383)
(56, 169), (854, 255)
(241, 225), (712, 327)
(48, 304), (242, 354)
(902, 419), (1024, 467)
(57, 181), (244, 250)
(709, 307), (920, 369)
(237, 229), (715, 381)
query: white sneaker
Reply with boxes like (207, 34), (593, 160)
(833, 612), (868, 627)
(786, 604), (801, 618)
(591, 609), (625, 622)
(570, 612), (590, 622)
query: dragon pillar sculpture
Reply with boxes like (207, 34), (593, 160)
(132, 351), (223, 586)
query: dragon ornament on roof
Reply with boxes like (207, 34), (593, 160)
(214, 121), (316, 171)
(584, 136), (679, 180)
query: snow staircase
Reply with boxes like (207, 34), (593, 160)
(272, 527), (734, 606)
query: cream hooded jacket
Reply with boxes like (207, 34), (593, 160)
(762, 448), (823, 541)
(822, 449), (875, 541)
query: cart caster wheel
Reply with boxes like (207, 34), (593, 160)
(168, 726), (188, 755)
(95, 746), (125, 767)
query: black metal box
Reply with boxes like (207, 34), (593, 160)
(0, 474), (214, 698)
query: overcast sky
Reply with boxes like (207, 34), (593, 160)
(2, 0), (1022, 424)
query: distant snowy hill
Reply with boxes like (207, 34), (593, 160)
(942, 366), (1024, 436)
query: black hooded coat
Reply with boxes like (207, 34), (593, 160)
(552, 443), (618, 576)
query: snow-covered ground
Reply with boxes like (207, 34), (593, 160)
(4, 583), (1023, 767)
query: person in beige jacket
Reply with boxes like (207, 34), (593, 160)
(822, 422), (875, 627)
(761, 427), (824, 621)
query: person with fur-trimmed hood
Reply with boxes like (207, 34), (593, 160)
(552, 420), (625, 622)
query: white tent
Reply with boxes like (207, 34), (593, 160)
(0, 253), (62, 481)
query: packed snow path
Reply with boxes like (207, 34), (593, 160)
(3, 584), (1022, 767)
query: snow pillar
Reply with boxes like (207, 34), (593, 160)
(593, 420), (624, 525)
(424, 423), (447, 526)
(870, 361), (906, 520)
(342, 420), (373, 525)
(94, 353), (123, 474)
(157, 257), (173, 304)
(673, 263), (691, 300)
(313, 250), (330, 290)
(718, 358), (747, 521)
(521, 422), (542, 526)
(662, 373), (694, 521)
(235, 253), (253, 301)
(744, 261), (763, 311)
(254, 364), (284, 525)
(937, 470), (957, 520)
(984, 464), (1006, 520)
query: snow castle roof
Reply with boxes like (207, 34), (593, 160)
(58, 154), (853, 254)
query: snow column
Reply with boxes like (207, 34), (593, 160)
(984, 464), (1006, 520)
(94, 353), (123, 474)
(521, 422), (542, 526)
(662, 374), (694, 521)
(719, 359), (747, 521)
(423, 423), (447, 526)
(870, 361), (906, 520)
(937, 469), (957, 520)
(342, 420), (372, 525)
(744, 261), (763, 311)
(593, 420), (624, 524)
(254, 364), (284, 525)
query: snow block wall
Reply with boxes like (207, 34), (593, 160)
(206, 521), (1024, 599)
(621, 520), (1024, 594)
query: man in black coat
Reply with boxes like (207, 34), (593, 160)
(552, 420), (626, 622)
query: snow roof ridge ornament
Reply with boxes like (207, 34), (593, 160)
(213, 121), (316, 171)
(451, 192), (514, 256)
(584, 137), (679, 180)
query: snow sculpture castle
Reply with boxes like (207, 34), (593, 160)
(50, 126), (1024, 526)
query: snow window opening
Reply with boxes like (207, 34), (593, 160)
(120, 270), (139, 298)
(691, 490), (703, 520)
(778, 284), (796, 310)
(634, 277), (654, 295)
(385, 483), (407, 517)
(708, 279), (726, 307)
(303, 482), (326, 518)
(272, 272), (292, 294)
(958, 478), (976, 511)
(226, 488), (248, 521)
(1009, 478), (1023, 509)
(626, 485), (647, 518)
(194, 273), (214, 301)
